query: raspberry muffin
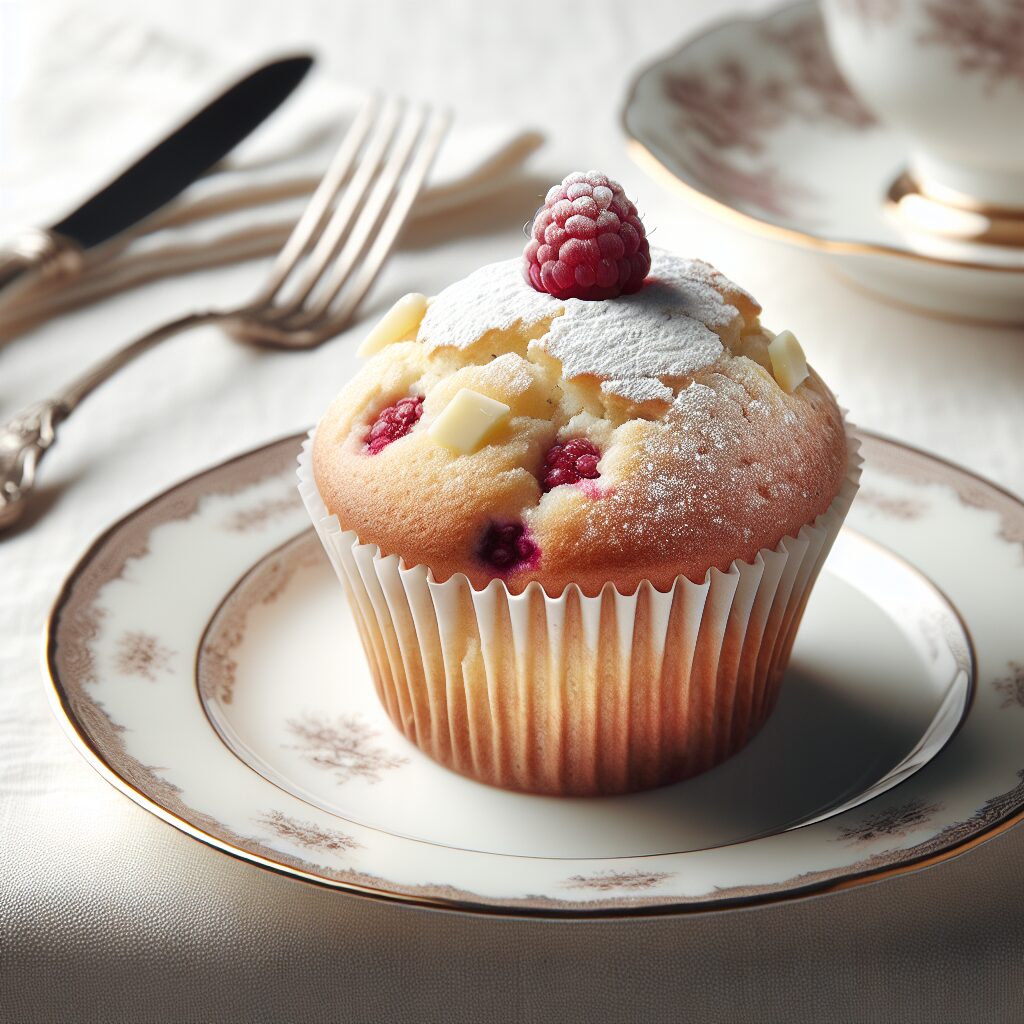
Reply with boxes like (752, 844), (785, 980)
(299, 172), (859, 796)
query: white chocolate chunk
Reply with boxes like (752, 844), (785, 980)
(768, 329), (809, 393)
(357, 292), (428, 357)
(429, 388), (510, 454)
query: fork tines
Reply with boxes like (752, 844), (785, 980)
(244, 97), (449, 346)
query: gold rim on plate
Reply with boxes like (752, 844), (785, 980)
(42, 429), (1024, 918)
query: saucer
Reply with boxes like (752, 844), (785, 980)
(621, 1), (1024, 324)
(48, 432), (1024, 916)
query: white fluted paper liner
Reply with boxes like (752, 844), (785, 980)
(297, 428), (861, 796)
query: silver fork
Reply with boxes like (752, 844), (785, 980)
(0, 97), (448, 532)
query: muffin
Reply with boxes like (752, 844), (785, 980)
(299, 173), (859, 796)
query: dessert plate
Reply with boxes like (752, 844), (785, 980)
(47, 432), (1024, 916)
(621, 1), (1024, 324)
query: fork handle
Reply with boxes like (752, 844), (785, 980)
(59, 310), (221, 410)
(0, 309), (220, 532)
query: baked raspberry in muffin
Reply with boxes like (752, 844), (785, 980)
(300, 174), (858, 795)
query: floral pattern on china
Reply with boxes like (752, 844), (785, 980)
(45, 424), (1024, 913)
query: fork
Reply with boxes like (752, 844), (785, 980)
(0, 97), (449, 531)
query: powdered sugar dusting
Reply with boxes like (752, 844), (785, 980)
(418, 250), (758, 404)
(601, 377), (674, 404)
(556, 371), (821, 555)
(476, 352), (538, 397)
(536, 266), (725, 388)
(419, 261), (560, 351)
(633, 382), (736, 538)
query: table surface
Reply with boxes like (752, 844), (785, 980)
(2, 2), (1023, 1021)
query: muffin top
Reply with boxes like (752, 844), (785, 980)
(313, 248), (848, 595)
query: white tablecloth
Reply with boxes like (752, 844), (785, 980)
(3, 2), (1023, 1021)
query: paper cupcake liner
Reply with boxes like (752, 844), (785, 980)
(298, 427), (861, 796)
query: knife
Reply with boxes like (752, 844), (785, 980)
(0, 54), (314, 305)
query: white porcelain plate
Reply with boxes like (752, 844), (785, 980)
(621, 1), (1024, 323)
(48, 432), (1024, 916)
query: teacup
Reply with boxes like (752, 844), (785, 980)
(821, 0), (1024, 216)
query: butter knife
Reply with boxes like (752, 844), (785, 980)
(0, 54), (313, 306)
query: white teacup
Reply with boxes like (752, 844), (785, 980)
(821, 0), (1024, 212)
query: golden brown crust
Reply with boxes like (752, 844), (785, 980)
(313, 255), (848, 596)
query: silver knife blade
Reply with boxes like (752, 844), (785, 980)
(52, 54), (314, 249)
(0, 54), (313, 306)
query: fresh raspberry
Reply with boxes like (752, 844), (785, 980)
(478, 522), (537, 570)
(541, 438), (601, 491)
(365, 395), (423, 454)
(523, 171), (651, 301)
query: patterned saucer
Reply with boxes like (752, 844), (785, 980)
(621, 1), (1024, 324)
(47, 432), (1024, 916)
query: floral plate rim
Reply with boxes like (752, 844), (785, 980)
(44, 429), (1024, 918)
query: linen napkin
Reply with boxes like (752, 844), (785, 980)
(0, 6), (543, 339)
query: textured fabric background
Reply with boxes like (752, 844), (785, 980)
(2, 2), (1023, 1021)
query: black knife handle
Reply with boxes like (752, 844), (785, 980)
(0, 229), (85, 307)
